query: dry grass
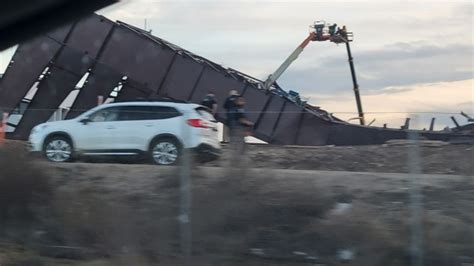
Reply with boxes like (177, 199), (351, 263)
(0, 145), (53, 242)
(0, 143), (472, 265)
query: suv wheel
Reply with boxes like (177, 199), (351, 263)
(150, 138), (180, 165)
(43, 136), (74, 162)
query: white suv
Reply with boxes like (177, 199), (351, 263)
(28, 101), (221, 165)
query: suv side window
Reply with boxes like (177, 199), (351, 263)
(153, 106), (182, 120)
(117, 106), (182, 121)
(89, 107), (121, 122)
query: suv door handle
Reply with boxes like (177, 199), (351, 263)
(106, 126), (115, 129)
(144, 124), (153, 127)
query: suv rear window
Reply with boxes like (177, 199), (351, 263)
(118, 106), (182, 121)
(195, 107), (216, 121)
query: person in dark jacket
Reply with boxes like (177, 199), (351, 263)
(234, 96), (254, 133)
(201, 90), (218, 115)
(223, 90), (239, 128)
(229, 96), (254, 165)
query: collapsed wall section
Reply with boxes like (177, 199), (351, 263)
(0, 14), (470, 145)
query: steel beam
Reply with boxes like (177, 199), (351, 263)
(12, 66), (79, 139)
(0, 37), (62, 112)
(160, 54), (206, 101)
(66, 63), (123, 118)
(271, 102), (304, 145)
(254, 95), (285, 138)
(98, 25), (176, 91)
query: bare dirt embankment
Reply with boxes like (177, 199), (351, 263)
(4, 139), (472, 175)
(212, 142), (473, 176)
(0, 141), (473, 265)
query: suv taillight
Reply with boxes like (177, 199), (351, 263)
(187, 119), (209, 128)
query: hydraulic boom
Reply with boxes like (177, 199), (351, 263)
(262, 21), (349, 91)
(262, 21), (366, 125)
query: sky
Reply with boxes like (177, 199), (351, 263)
(1, 0), (473, 129)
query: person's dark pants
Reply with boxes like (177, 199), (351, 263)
(228, 126), (246, 170)
(226, 113), (236, 143)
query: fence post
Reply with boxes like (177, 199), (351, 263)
(179, 110), (192, 265)
(407, 116), (423, 266)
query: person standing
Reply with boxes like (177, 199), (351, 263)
(201, 90), (218, 116)
(230, 96), (253, 167)
(234, 96), (254, 136)
(223, 90), (239, 127)
(222, 90), (239, 143)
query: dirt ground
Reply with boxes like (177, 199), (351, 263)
(0, 141), (473, 265)
(213, 142), (473, 176)
(5, 140), (472, 175)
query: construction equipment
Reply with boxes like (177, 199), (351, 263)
(262, 21), (348, 92)
(262, 21), (365, 125)
(3, 14), (472, 145)
(342, 29), (365, 125)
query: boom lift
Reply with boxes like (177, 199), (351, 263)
(262, 21), (366, 125)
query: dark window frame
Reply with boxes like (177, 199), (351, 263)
(116, 105), (182, 121)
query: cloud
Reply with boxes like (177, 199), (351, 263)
(97, 1), (473, 82)
(279, 41), (473, 95)
(365, 86), (414, 95)
(1, 0), (472, 104)
(306, 79), (473, 130)
(325, 42), (472, 65)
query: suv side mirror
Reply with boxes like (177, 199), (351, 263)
(79, 118), (91, 125)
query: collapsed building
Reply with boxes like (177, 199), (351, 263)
(0, 14), (472, 145)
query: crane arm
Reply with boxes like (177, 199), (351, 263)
(262, 32), (316, 91)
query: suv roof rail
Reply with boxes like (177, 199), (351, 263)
(114, 97), (189, 104)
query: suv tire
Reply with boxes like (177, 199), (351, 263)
(149, 137), (181, 165)
(43, 135), (74, 162)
